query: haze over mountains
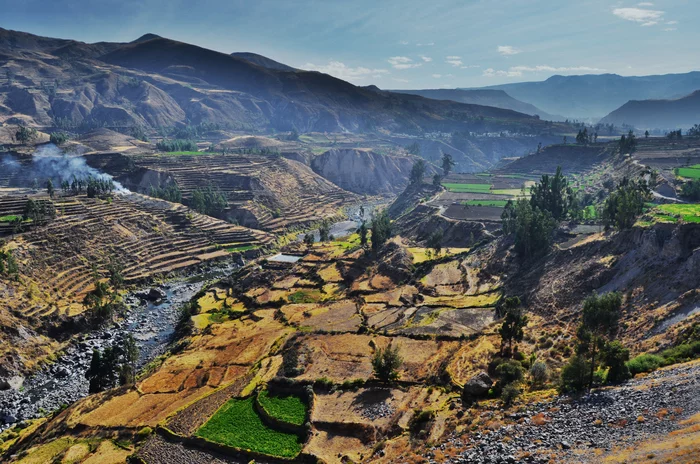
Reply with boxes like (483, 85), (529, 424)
(470, 72), (700, 122)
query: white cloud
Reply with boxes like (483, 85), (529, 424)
(445, 56), (463, 67)
(420, 55), (432, 62)
(663, 27), (677, 31)
(637, 2), (654, 6)
(303, 61), (389, 81)
(392, 77), (410, 83)
(398, 40), (409, 45)
(432, 74), (442, 78)
(612, 7), (664, 26)
(461, 64), (481, 69)
(417, 42), (434, 47)
(483, 65), (604, 78)
(666, 20), (678, 24)
(388, 56), (422, 69)
(498, 45), (521, 56)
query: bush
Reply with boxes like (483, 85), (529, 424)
(660, 341), (700, 365)
(49, 131), (69, 145)
(156, 139), (198, 152)
(603, 340), (631, 384)
(495, 359), (524, 386)
(371, 344), (402, 382)
(560, 354), (590, 393)
(626, 353), (663, 375)
(136, 426), (153, 441)
(529, 360), (548, 387)
(501, 382), (521, 406)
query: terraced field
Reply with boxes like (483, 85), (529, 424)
(0, 191), (273, 318)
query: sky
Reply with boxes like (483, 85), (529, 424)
(1, 0), (698, 89)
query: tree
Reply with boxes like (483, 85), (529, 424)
(86, 349), (103, 393)
(303, 232), (315, 247)
(370, 210), (392, 254)
(681, 179), (700, 201)
(499, 297), (528, 355)
(107, 257), (124, 290)
(619, 130), (637, 154)
(371, 344), (402, 382)
(602, 177), (650, 229)
(119, 334), (140, 386)
(49, 132), (69, 145)
(432, 174), (442, 187)
(318, 219), (331, 242)
(46, 179), (55, 199)
(427, 229), (443, 256)
(571, 292), (622, 391)
(503, 199), (556, 259)
(358, 220), (368, 249)
(529, 166), (570, 221)
(14, 125), (37, 145)
(688, 124), (700, 138)
(441, 153), (455, 177)
(644, 130), (650, 138)
(405, 142), (421, 156)
(602, 340), (631, 384)
(529, 360), (548, 388)
(560, 354), (590, 393)
(409, 159), (426, 185)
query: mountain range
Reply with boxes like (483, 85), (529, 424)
(471, 72), (700, 120)
(0, 28), (555, 136)
(599, 90), (700, 130)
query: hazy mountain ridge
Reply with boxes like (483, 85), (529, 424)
(474, 72), (700, 120)
(390, 88), (563, 121)
(600, 90), (700, 130)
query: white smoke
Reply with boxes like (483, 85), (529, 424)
(29, 144), (129, 194)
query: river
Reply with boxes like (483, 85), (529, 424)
(0, 263), (238, 431)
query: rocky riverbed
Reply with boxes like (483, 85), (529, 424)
(434, 362), (700, 464)
(0, 263), (238, 432)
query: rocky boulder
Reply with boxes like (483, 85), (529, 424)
(136, 287), (166, 302)
(462, 371), (493, 400)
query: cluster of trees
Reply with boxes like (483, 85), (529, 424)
(666, 129), (683, 140)
(409, 159), (426, 185)
(23, 198), (56, 225)
(49, 132), (69, 145)
(60, 176), (115, 197)
(318, 219), (332, 242)
(601, 177), (650, 229)
(680, 178), (700, 201)
(0, 248), (19, 278)
(502, 167), (580, 259)
(370, 210), (392, 254)
(560, 292), (630, 392)
(575, 128), (597, 144)
(618, 130), (637, 154)
(149, 183), (182, 203)
(85, 334), (139, 393)
(687, 124), (700, 138)
(189, 184), (228, 217)
(155, 139), (199, 152)
(371, 344), (403, 382)
(13, 125), (38, 145)
(83, 259), (124, 324)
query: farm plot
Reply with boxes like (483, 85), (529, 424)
(196, 397), (304, 458)
(655, 204), (700, 223)
(257, 389), (308, 426)
(675, 165), (700, 179)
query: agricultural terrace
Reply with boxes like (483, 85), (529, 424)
(257, 389), (308, 426)
(195, 397), (304, 458)
(675, 164), (700, 179)
(639, 203), (700, 225)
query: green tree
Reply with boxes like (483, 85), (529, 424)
(432, 173), (442, 187)
(427, 229), (443, 256)
(504, 199), (556, 259)
(14, 125), (37, 145)
(560, 354), (590, 393)
(46, 179), (55, 199)
(358, 220), (368, 248)
(371, 344), (402, 382)
(86, 349), (103, 393)
(570, 292), (623, 391)
(370, 210), (392, 254)
(441, 153), (455, 177)
(409, 159), (426, 185)
(529, 166), (570, 221)
(498, 297), (528, 355)
(602, 340), (631, 384)
(318, 219), (331, 242)
(49, 132), (69, 145)
(303, 232), (315, 247)
(602, 178), (650, 229)
(119, 334), (140, 386)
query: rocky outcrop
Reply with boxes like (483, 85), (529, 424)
(310, 149), (419, 195)
(393, 204), (493, 248)
(462, 371), (493, 399)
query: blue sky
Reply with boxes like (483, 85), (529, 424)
(1, 0), (698, 89)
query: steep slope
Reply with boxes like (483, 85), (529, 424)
(476, 72), (700, 119)
(391, 88), (561, 121)
(600, 90), (700, 130)
(310, 148), (420, 195)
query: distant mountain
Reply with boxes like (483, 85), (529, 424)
(230, 52), (296, 71)
(600, 90), (700, 130)
(0, 27), (562, 141)
(390, 88), (563, 121)
(472, 72), (700, 120)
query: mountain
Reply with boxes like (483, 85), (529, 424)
(600, 90), (700, 130)
(230, 52), (296, 71)
(0, 28), (561, 139)
(473, 72), (700, 120)
(390, 88), (562, 121)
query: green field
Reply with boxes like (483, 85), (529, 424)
(0, 215), (21, 222)
(257, 390), (308, 426)
(675, 167), (700, 179)
(196, 397), (303, 458)
(441, 183), (492, 193)
(463, 200), (509, 207)
(226, 244), (258, 253)
(656, 204), (700, 223)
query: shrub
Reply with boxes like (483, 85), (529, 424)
(371, 344), (402, 382)
(660, 341), (700, 364)
(626, 353), (663, 375)
(49, 131), (69, 145)
(156, 139), (198, 152)
(560, 355), (590, 393)
(495, 359), (524, 386)
(136, 427), (153, 441)
(501, 382), (521, 406)
(529, 360), (549, 387)
(603, 340), (631, 384)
